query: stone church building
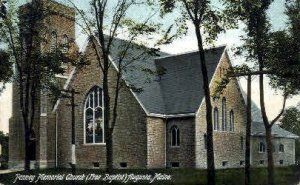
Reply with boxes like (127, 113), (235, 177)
(9, 0), (298, 169)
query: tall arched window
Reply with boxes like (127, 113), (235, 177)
(279, 144), (284, 153)
(62, 34), (68, 53)
(50, 31), (57, 52)
(229, 110), (234, 131)
(222, 98), (227, 131)
(84, 86), (104, 144)
(170, 126), (180, 146)
(259, 142), (266, 153)
(213, 108), (219, 131)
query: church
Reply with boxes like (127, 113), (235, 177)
(9, 0), (298, 170)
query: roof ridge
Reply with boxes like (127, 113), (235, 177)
(155, 44), (227, 60)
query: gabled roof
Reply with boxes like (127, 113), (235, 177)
(251, 121), (299, 139)
(250, 100), (299, 138)
(103, 36), (226, 116)
(113, 44), (225, 116)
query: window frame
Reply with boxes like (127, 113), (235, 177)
(213, 107), (219, 131)
(229, 110), (234, 132)
(62, 34), (69, 53)
(170, 125), (180, 147)
(222, 98), (227, 131)
(83, 86), (105, 145)
(259, 142), (266, 153)
(279, 144), (284, 153)
(50, 31), (57, 52)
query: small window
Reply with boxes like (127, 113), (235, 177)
(120, 162), (127, 168)
(259, 142), (266, 153)
(213, 108), (219, 131)
(229, 110), (234, 131)
(273, 144), (276, 153)
(279, 160), (283, 165)
(279, 144), (284, 153)
(171, 162), (179, 168)
(204, 134), (207, 150)
(50, 31), (57, 52)
(259, 160), (264, 165)
(93, 162), (100, 168)
(170, 126), (180, 147)
(240, 161), (245, 166)
(62, 34), (68, 53)
(222, 98), (227, 131)
(222, 161), (228, 167)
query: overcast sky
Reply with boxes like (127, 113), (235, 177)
(0, 0), (299, 133)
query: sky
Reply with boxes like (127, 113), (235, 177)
(0, 0), (299, 133)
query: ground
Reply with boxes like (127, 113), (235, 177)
(0, 167), (300, 185)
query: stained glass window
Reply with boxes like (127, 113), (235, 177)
(84, 86), (104, 144)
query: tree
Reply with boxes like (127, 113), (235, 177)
(0, 50), (13, 93)
(0, 131), (8, 169)
(0, 0), (81, 171)
(223, 0), (300, 184)
(158, 0), (230, 184)
(280, 106), (300, 162)
(68, 0), (173, 172)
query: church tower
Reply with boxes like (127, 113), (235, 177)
(9, 0), (76, 169)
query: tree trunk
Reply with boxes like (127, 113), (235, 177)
(102, 58), (113, 172)
(24, 129), (30, 171)
(266, 126), (275, 185)
(106, 128), (113, 173)
(194, 25), (215, 185)
(245, 75), (252, 185)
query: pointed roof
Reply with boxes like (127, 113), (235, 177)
(109, 39), (226, 116)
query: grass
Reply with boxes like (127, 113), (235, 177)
(0, 166), (300, 185)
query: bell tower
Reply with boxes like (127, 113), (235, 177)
(9, 0), (76, 169)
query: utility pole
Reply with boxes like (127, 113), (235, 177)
(62, 88), (79, 175)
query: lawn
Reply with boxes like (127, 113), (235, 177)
(0, 166), (300, 185)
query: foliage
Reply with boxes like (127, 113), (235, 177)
(0, 0), (84, 171)
(0, 131), (8, 166)
(280, 106), (300, 162)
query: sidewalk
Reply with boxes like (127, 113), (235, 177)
(0, 169), (21, 174)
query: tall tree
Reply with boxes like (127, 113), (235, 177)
(159, 0), (229, 184)
(68, 0), (173, 172)
(0, 0), (81, 171)
(223, 0), (300, 184)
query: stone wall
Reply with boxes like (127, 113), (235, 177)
(56, 39), (148, 169)
(146, 117), (166, 168)
(195, 51), (247, 169)
(166, 117), (195, 168)
(251, 136), (296, 166)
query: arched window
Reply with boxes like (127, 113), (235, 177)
(84, 86), (104, 144)
(259, 142), (265, 153)
(279, 144), (284, 153)
(222, 98), (227, 131)
(50, 31), (57, 52)
(213, 108), (219, 131)
(229, 110), (234, 131)
(170, 126), (180, 146)
(62, 34), (68, 53)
